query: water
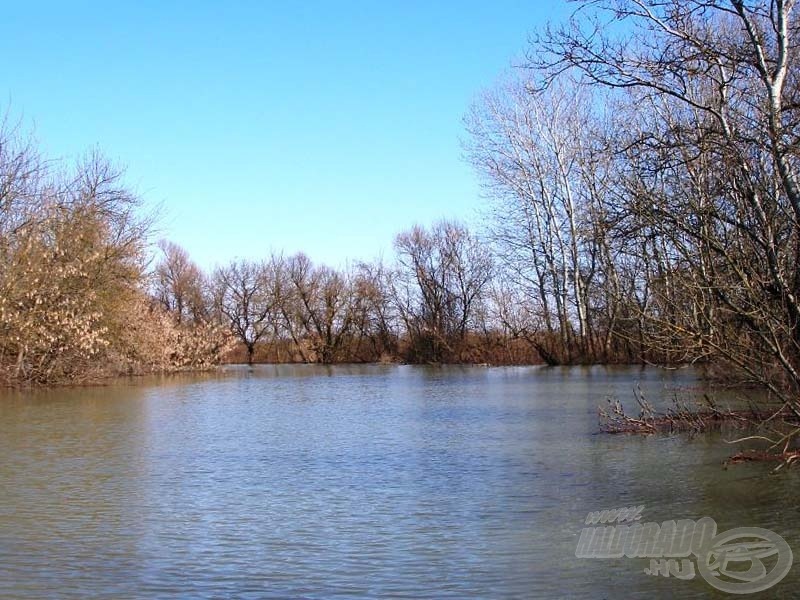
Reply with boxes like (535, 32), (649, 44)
(0, 365), (797, 598)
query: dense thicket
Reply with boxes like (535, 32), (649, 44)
(0, 126), (230, 385)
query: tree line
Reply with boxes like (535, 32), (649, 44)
(467, 0), (800, 411)
(154, 221), (528, 367)
(0, 113), (531, 386)
(2, 0), (799, 415)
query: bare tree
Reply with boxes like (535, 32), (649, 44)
(280, 253), (357, 364)
(532, 1), (800, 406)
(154, 240), (208, 324)
(393, 220), (492, 362)
(212, 259), (274, 364)
(465, 76), (614, 363)
(349, 260), (399, 359)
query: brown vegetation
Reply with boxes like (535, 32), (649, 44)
(0, 124), (232, 385)
(599, 391), (763, 435)
(4, 0), (800, 468)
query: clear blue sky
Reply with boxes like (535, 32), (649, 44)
(2, 1), (571, 270)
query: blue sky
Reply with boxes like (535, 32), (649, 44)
(2, 1), (571, 270)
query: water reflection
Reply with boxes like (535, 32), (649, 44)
(0, 365), (797, 598)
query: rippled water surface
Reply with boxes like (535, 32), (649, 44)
(1, 365), (798, 598)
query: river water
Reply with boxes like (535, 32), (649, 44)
(0, 365), (797, 598)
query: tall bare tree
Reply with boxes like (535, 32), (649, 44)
(349, 260), (399, 359)
(154, 240), (208, 324)
(532, 1), (800, 404)
(465, 77), (615, 363)
(280, 254), (357, 363)
(393, 220), (492, 362)
(212, 259), (275, 364)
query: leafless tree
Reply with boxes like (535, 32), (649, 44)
(154, 240), (208, 324)
(280, 253), (357, 363)
(349, 260), (399, 359)
(532, 1), (800, 408)
(393, 220), (492, 362)
(465, 76), (615, 363)
(212, 259), (275, 364)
